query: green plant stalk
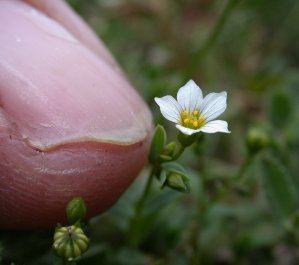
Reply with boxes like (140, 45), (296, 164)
(190, 174), (209, 265)
(171, 145), (185, 161)
(187, 0), (241, 77)
(128, 144), (186, 246)
(134, 168), (155, 218)
(234, 155), (253, 180)
(127, 167), (155, 246)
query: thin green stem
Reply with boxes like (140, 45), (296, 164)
(171, 145), (185, 161)
(234, 155), (253, 180)
(135, 168), (155, 214)
(127, 139), (188, 246)
(186, 0), (241, 77)
(127, 167), (155, 246)
(191, 173), (209, 264)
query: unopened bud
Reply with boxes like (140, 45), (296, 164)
(165, 173), (190, 193)
(164, 141), (177, 156)
(53, 225), (89, 261)
(66, 197), (87, 225)
(246, 127), (270, 154)
(158, 142), (177, 162)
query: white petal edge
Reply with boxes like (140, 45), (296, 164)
(155, 96), (181, 123)
(199, 120), (230, 133)
(200, 92), (227, 122)
(176, 124), (202, 135)
(177, 80), (203, 112)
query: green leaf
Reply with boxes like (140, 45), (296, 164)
(66, 197), (87, 225)
(162, 162), (186, 175)
(149, 125), (167, 163)
(269, 92), (293, 129)
(260, 156), (298, 219)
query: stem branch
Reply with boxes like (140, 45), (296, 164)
(187, 0), (240, 76)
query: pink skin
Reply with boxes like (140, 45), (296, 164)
(0, 0), (152, 229)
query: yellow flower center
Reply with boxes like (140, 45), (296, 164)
(181, 110), (205, 129)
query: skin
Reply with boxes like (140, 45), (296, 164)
(0, 0), (152, 229)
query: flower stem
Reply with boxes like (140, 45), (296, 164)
(234, 155), (253, 180)
(127, 167), (155, 246)
(127, 141), (187, 246)
(191, 178), (209, 264)
(135, 168), (155, 215)
(171, 145), (185, 161)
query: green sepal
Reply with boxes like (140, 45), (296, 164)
(177, 131), (199, 147)
(66, 197), (87, 225)
(149, 125), (167, 163)
(159, 141), (178, 162)
(165, 173), (190, 193)
(159, 154), (173, 161)
(161, 162), (190, 193)
(163, 141), (177, 156)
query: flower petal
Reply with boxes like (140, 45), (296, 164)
(155, 96), (181, 123)
(200, 92), (227, 122)
(175, 124), (201, 135)
(177, 80), (203, 112)
(199, 120), (230, 133)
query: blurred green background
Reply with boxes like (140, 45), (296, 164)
(1, 0), (299, 264)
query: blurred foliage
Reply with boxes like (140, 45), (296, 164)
(1, 0), (299, 264)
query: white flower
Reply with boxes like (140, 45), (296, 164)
(155, 80), (230, 135)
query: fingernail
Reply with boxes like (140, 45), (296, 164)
(0, 0), (152, 151)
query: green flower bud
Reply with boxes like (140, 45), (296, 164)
(164, 172), (190, 193)
(158, 141), (177, 162)
(246, 127), (270, 154)
(53, 225), (89, 261)
(66, 197), (87, 225)
(163, 141), (177, 156)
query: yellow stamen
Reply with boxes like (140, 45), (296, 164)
(181, 110), (204, 129)
(182, 111), (189, 117)
(183, 118), (190, 124)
